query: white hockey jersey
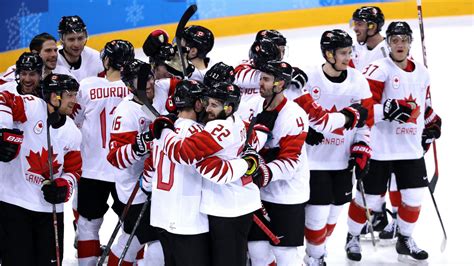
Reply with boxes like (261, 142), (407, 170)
(350, 40), (389, 71)
(306, 66), (372, 170)
(160, 115), (261, 217)
(365, 58), (430, 160)
(189, 58), (214, 82)
(72, 77), (130, 182)
(0, 92), (81, 212)
(255, 97), (310, 204)
(107, 99), (151, 204)
(57, 46), (103, 82)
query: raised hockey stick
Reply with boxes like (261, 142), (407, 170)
(357, 178), (377, 250)
(417, 0), (447, 252)
(98, 180), (141, 265)
(46, 122), (61, 266)
(137, 63), (160, 119)
(175, 4), (198, 79)
(118, 197), (151, 265)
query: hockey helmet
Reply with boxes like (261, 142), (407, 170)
(352, 6), (385, 32)
(101, 40), (135, 70)
(203, 62), (235, 87)
(16, 52), (43, 75)
(121, 59), (153, 90)
(386, 21), (413, 40)
(205, 82), (241, 112)
(255, 29), (287, 46)
(258, 60), (293, 88)
(173, 80), (208, 109)
(182, 25), (214, 58)
(320, 29), (353, 56)
(42, 73), (79, 99)
(249, 38), (281, 68)
(58, 15), (87, 36)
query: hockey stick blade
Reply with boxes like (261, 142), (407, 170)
(357, 178), (377, 251)
(175, 4), (197, 78)
(137, 63), (160, 119)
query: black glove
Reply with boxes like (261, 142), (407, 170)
(341, 103), (368, 129)
(41, 178), (71, 204)
(255, 110), (279, 131)
(422, 107), (442, 152)
(291, 67), (308, 90)
(260, 147), (280, 163)
(305, 128), (324, 146)
(383, 98), (415, 123)
(251, 163), (273, 188)
(0, 128), (23, 162)
(349, 142), (372, 180)
(241, 146), (261, 176)
(150, 113), (178, 139)
(132, 131), (154, 156)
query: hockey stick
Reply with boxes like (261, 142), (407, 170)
(46, 122), (61, 266)
(118, 197), (151, 265)
(357, 178), (377, 250)
(417, 0), (447, 252)
(98, 180), (141, 265)
(175, 4), (198, 79)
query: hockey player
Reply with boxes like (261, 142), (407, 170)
(303, 30), (372, 266)
(350, 6), (388, 71)
(181, 25), (215, 81)
(0, 52), (43, 95)
(57, 15), (103, 81)
(0, 33), (72, 84)
(255, 29), (287, 60)
(105, 59), (164, 264)
(0, 73), (81, 265)
(245, 60), (309, 266)
(73, 40), (135, 265)
(345, 22), (442, 262)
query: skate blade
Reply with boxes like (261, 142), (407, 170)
(378, 238), (397, 246)
(397, 254), (428, 265)
(360, 234), (380, 242)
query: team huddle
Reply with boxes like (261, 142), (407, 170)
(0, 5), (442, 266)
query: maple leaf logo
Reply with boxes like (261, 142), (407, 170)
(26, 148), (61, 179)
(404, 94), (421, 124)
(328, 105), (345, 135)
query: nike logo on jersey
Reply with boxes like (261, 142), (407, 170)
(345, 191), (352, 196)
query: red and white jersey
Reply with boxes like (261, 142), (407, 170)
(0, 92), (81, 212)
(189, 58), (214, 82)
(350, 40), (389, 71)
(149, 118), (209, 234)
(153, 77), (181, 115)
(57, 46), (103, 82)
(160, 115), (261, 217)
(366, 58), (430, 160)
(107, 99), (151, 204)
(306, 66), (372, 170)
(254, 97), (310, 204)
(72, 77), (131, 182)
(234, 61), (262, 106)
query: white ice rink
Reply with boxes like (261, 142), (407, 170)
(63, 15), (473, 265)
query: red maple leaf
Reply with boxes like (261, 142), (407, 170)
(404, 94), (421, 124)
(328, 105), (345, 135)
(26, 147), (62, 179)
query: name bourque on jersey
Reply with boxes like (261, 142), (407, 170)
(253, 97), (311, 205)
(160, 115), (261, 218)
(306, 66), (372, 170)
(150, 118), (210, 235)
(366, 57), (430, 160)
(351, 40), (389, 71)
(0, 92), (81, 213)
(57, 46), (103, 82)
(107, 99), (152, 205)
(73, 77), (131, 182)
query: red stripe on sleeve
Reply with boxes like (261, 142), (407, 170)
(107, 131), (137, 169)
(63, 150), (82, 181)
(165, 130), (223, 165)
(0, 91), (27, 123)
(294, 93), (329, 127)
(366, 78), (385, 126)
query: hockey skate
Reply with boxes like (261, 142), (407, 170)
(360, 205), (388, 241)
(379, 212), (399, 245)
(345, 233), (362, 262)
(396, 234), (428, 263)
(304, 254), (326, 266)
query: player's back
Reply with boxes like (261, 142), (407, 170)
(76, 76), (131, 181)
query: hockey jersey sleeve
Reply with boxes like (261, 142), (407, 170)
(267, 114), (308, 182)
(0, 91), (29, 128)
(195, 156), (248, 184)
(364, 63), (387, 125)
(293, 91), (346, 133)
(70, 85), (86, 128)
(107, 108), (143, 170)
(234, 63), (261, 88)
(59, 132), (82, 195)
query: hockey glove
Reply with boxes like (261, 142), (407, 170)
(132, 131), (154, 156)
(260, 147), (280, 163)
(255, 110), (279, 131)
(252, 163), (273, 188)
(150, 113), (178, 139)
(0, 128), (23, 162)
(341, 103), (368, 129)
(41, 178), (72, 204)
(349, 142), (372, 180)
(383, 98), (415, 123)
(241, 146), (262, 176)
(422, 107), (442, 153)
(305, 128), (324, 146)
(291, 67), (308, 90)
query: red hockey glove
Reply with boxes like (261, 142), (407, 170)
(383, 99), (415, 123)
(0, 128), (23, 162)
(41, 178), (72, 204)
(422, 106), (442, 153)
(341, 103), (368, 129)
(349, 142), (372, 180)
(252, 163), (273, 188)
(150, 113), (178, 139)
